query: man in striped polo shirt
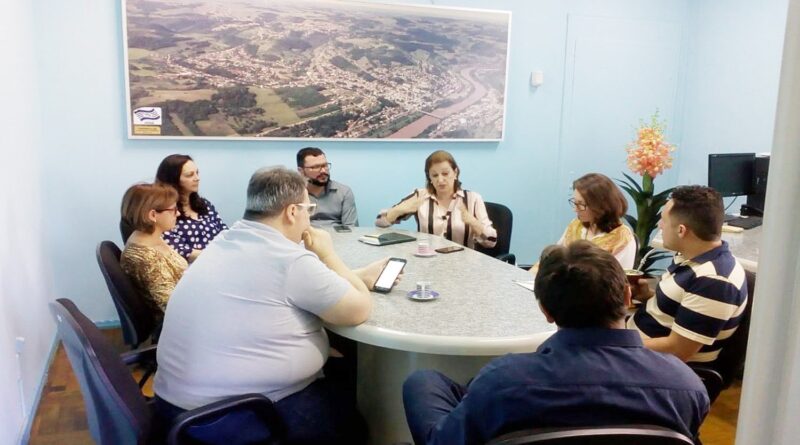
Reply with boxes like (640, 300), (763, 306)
(628, 185), (748, 363)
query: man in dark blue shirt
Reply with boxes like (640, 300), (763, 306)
(403, 240), (709, 445)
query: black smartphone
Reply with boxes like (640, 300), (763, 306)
(333, 225), (352, 233)
(435, 246), (464, 254)
(373, 258), (407, 293)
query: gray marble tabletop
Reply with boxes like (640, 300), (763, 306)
(651, 226), (761, 273)
(324, 227), (555, 355)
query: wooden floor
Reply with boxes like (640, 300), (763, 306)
(27, 328), (741, 444)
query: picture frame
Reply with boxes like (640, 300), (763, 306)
(122, 0), (511, 141)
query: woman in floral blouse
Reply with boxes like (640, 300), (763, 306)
(120, 183), (188, 313)
(156, 154), (227, 262)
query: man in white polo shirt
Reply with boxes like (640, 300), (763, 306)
(153, 167), (387, 444)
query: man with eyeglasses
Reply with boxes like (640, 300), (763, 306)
(297, 146), (358, 226)
(153, 167), (387, 444)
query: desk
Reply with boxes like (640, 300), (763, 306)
(325, 227), (554, 444)
(650, 226), (761, 272)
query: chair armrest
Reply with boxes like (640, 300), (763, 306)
(120, 344), (157, 366)
(689, 364), (725, 404)
(496, 253), (516, 265)
(689, 364), (723, 381)
(168, 393), (285, 445)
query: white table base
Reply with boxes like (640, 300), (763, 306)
(357, 342), (494, 444)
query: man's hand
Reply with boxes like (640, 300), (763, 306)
(643, 331), (704, 362)
(302, 227), (335, 261)
(632, 278), (655, 302)
(355, 257), (397, 290)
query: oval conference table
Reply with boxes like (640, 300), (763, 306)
(324, 227), (555, 444)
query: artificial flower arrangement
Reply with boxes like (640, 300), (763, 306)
(617, 111), (676, 272)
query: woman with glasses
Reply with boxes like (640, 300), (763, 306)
(558, 173), (635, 268)
(376, 150), (497, 249)
(156, 154), (227, 262)
(120, 183), (188, 314)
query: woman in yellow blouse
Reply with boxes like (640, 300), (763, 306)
(531, 173), (635, 275)
(120, 183), (188, 314)
(559, 173), (635, 268)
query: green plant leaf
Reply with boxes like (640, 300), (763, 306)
(623, 214), (638, 229)
(621, 172), (644, 193)
(653, 187), (674, 202)
(617, 183), (640, 200)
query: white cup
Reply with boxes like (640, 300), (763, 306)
(416, 281), (432, 297)
(417, 240), (432, 255)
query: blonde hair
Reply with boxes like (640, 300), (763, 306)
(121, 183), (179, 234)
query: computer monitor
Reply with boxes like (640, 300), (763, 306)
(708, 153), (756, 197)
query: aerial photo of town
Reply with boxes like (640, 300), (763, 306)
(124, 0), (510, 139)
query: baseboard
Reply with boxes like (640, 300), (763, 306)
(95, 319), (122, 329)
(17, 318), (120, 445)
(17, 331), (59, 445)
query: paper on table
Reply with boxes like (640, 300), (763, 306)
(513, 280), (535, 292)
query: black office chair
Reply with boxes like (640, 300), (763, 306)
(50, 298), (285, 445)
(477, 202), (516, 264)
(120, 218), (134, 244)
(487, 425), (694, 445)
(690, 269), (755, 404)
(96, 241), (160, 349)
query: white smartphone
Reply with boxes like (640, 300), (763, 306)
(374, 258), (407, 293)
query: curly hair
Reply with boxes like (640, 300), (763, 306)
(669, 186), (724, 241)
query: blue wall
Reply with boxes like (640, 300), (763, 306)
(1, 2), (55, 443)
(0, 2), (786, 442)
(678, 0), (787, 186)
(31, 0), (785, 323)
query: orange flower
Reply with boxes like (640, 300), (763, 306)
(626, 113), (675, 178)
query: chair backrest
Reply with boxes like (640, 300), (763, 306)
(487, 425), (694, 445)
(478, 202), (513, 258)
(50, 298), (153, 445)
(96, 241), (157, 348)
(120, 218), (134, 244)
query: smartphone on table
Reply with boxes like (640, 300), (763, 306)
(435, 246), (464, 254)
(333, 225), (352, 233)
(373, 258), (407, 293)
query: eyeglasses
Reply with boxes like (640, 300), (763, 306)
(295, 202), (317, 215)
(302, 163), (331, 172)
(567, 198), (588, 211)
(156, 206), (179, 215)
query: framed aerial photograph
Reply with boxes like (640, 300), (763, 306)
(122, 0), (511, 140)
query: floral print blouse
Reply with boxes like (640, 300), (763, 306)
(120, 243), (188, 312)
(163, 198), (227, 259)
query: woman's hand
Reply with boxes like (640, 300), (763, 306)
(458, 202), (483, 236)
(188, 249), (202, 263)
(387, 193), (426, 224)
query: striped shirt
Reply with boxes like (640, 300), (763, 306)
(628, 241), (748, 363)
(376, 188), (497, 249)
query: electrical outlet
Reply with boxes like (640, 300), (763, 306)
(15, 337), (25, 354)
